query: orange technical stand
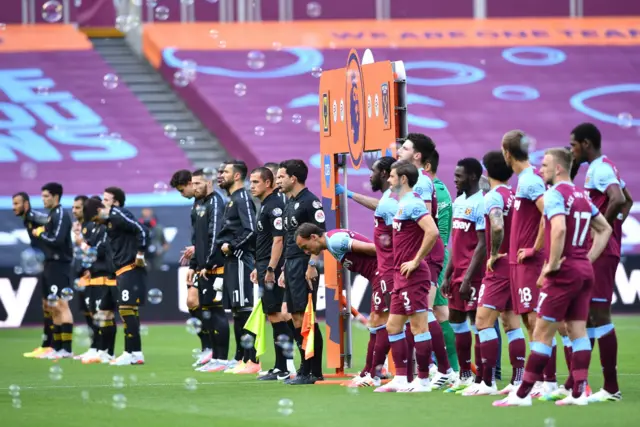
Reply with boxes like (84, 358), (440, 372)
(318, 48), (406, 381)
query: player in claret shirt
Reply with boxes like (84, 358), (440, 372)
(374, 161), (440, 393)
(440, 158), (487, 394)
(295, 224), (386, 387)
(569, 123), (632, 402)
(494, 148), (611, 407)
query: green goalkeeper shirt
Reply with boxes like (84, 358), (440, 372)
(433, 177), (452, 247)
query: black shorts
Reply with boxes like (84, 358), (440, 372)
(116, 267), (147, 306)
(223, 254), (254, 310)
(284, 256), (319, 314)
(77, 287), (90, 313)
(96, 284), (118, 312)
(196, 274), (224, 308)
(41, 262), (72, 298)
(257, 260), (284, 314)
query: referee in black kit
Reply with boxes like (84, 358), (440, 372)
(216, 160), (259, 371)
(249, 166), (295, 380)
(277, 159), (326, 385)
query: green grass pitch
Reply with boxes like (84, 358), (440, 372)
(1, 317), (640, 427)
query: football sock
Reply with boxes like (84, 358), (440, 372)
(472, 325), (482, 384)
(120, 308), (140, 353)
(561, 336), (574, 389)
(363, 329), (377, 376)
(311, 323), (324, 377)
(439, 320), (459, 371)
(371, 326), (390, 377)
(272, 321), (289, 371)
(543, 337), (557, 382)
(200, 306), (215, 357)
(89, 314), (100, 350)
(571, 336), (592, 398)
(507, 329), (526, 385)
(42, 312), (53, 348)
(388, 331), (408, 377)
(53, 324), (62, 351)
(232, 311), (254, 362)
(293, 327), (307, 374)
(405, 324), (415, 382)
(479, 328), (499, 385)
(414, 331), (433, 379)
(428, 311), (450, 374)
(102, 319), (117, 356)
(210, 307), (229, 360)
(60, 323), (73, 353)
(451, 322), (473, 379)
(494, 320), (503, 380)
(189, 306), (209, 351)
(597, 324), (619, 393)
(516, 342), (551, 398)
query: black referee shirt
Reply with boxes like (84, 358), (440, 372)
(283, 187), (326, 259)
(256, 191), (286, 262)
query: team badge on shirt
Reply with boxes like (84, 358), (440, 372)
(274, 217), (283, 230)
(312, 200), (322, 209)
(315, 210), (325, 223)
(464, 207), (472, 215)
(272, 208), (282, 216)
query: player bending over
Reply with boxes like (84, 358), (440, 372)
(494, 148), (611, 407)
(374, 161), (439, 393)
(440, 158), (486, 393)
(296, 224), (387, 387)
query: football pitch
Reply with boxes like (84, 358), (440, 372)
(2, 317), (640, 427)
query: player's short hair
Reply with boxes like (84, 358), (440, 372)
(104, 186), (126, 207)
(457, 157), (483, 182)
(251, 167), (274, 186)
(264, 162), (279, 171)
(41, 182), (63, 198)
(12, 192), (29, 202)
(425, 149), (440, 174)
(391, 160), (419, 188)
(74, 195), (88, 204)
(571, 122), (601, 150)
(294, 222), (325, 240)
(405, 133), (436, 166)
(482, 151), (513, 182)
(192, 168), (204, 178)
(279, 159), (308, 184)
(501, 130), (529, 161)
(374, 156), (396, 175)
(228, 160), (248, 180)
(90, 195), (102, 202)
(170, 169), (191, 188)
(545, 147), (574, 174)
(83, 197), (104, 221)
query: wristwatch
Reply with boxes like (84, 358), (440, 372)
(308, 259), (317, 268)
(267, 266), (274, 273)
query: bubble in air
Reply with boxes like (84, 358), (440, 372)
(8, 385), (20, 397)
(272, 41), (282, 51)
(81, 390), (90, 402)
(181, 0), (194, 5)
(306, 119), (319, 132)
(112, 375), (125, 389)
(112, 394), (127, 410)
(378, 233), (391, 248)
(140, 325), (149, 336)
(103, 74), (119, 90)
(0, 23), (6, 31)
(247, 51), (265, 70)
(544, 419), (555, 427)
(36, 86), (49, 96)
(218, 40), (227, 48)
(521, 135), (537, 152)
(240, 334), (255, 349)
(47, 293), (58, 308)
(278, 398), (294, 416)
(281, 341), (294, 358)
(20, 162), (38, 180)
(164, 124), (177, 138)
(191, 348), (201, 359)
(12, 398), (21, 409)
(146, 0), (157, 6)
(292, 114), (302, 124)
(254, 126), (265, 136)
(60, 287), (74, 301)
(49, 365), (63, 381)
(153, 182), (169, 195)
(184, 378), (198, 391)
(202, 310), (211, 320)
(234, 83), (247, 97)
(109, 132), (123, 145)
(129, 375), (138, 383)
(42, 1), (63, 23)
(186, 317), (202, 335)
(73, 278), (85, 292)
(618, 112), (633, 129)
(306, 2), (321, 18)
(266, 106), (283, 124)
(14, 266), (23, 275)
(154, 5), (169, 20)
(181, 60), (197, 80)
(205, 0), (219, 3)
(311, 67), (323, 78)
(147, 288), (163, 304)
(209, 29), (219, 39)
(173, 71), (189, 88)
(180, 136), (195, 146)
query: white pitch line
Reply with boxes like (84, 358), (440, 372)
(3, 374), (640, 390)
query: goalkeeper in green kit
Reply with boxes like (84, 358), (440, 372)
(424, 150), (460, 373)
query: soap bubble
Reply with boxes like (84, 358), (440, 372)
(292, 114), (302, 124)
(164, 124), (177, 138)
(311, 67), (323, 78)
(247, 51), (265, 70)
(306, 2), (321, 18)
(234, 83), (247, 97)
(42, 1), (63, 23)
(154, 5), (169, 20)
(278, 398), (294, 416)
(153, 182), (168, 195)
(266, 106), (283, 124)
(112, 394), (127, 410)
(184, 377), (198, 391)
(617, 112), (633, 129)
(49, 365), (63, 381)
(254, 126), (265, 136)
(173, 71), (189, 88)
(186, 317), (202, 335)
(147, 288), (163, 304)
(60, 287), (74, 301)
(103, 74), (119, 90)
(240, 334), (255, 349)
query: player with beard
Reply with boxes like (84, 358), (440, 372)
(295, 223), (385, 386)
(277, 159), (326, 385)
(215, 160), (259, 373)
(494, 148), (611, 407)
(188, 170), (231, 372)
(374, 161), (440, 393)
(440, 158), (486, 393)
(568, 123), (632, 402)
(80, 197), (119, 364)
(335, 156), (396, 386)
(464, 151), (524, 396)
(248, 167), (296, 380)
(69, 195), (100, 361)
(100, 187), (149, 365)
(502, 130), (560, 397)
(31, 183), (74, 359)
(14, 192), (52, 358)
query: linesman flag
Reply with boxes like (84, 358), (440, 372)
(243, 300), (267, 358)
(301, 294), (315, 360)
